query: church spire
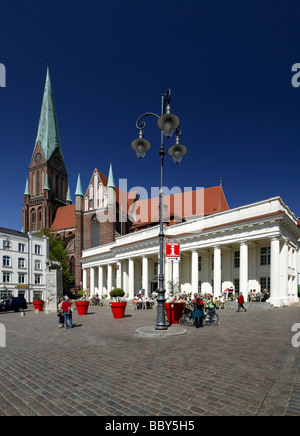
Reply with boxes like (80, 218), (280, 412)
(107, 162), (115, 189)
(30, 65), (64, 164)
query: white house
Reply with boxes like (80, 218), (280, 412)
(0, 227), (49, 302)
(81, 192), (300, 308)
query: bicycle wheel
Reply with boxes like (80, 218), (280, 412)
(184, 311), (194, 327)
(210, 312), (219, 326)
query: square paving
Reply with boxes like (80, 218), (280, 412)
(0, 303), (299, 416)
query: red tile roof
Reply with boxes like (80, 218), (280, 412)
(129, 186), (229, 230)
(51, 204), (76, 231)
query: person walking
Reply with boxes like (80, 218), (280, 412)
(62, 296), (73, 329)
(237, 292), (247, 312)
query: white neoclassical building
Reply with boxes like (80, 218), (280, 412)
(0, 227), (49, 302)
(81, 194), (300, 308)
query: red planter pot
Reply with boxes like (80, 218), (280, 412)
(75, 301), (90, 315)
(165, 302), (185, 325)
(109, 301), (127, 319)
(33, 300), (45, 311)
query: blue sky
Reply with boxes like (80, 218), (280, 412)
(1, 0), (300, 231)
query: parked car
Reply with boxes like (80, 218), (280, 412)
(0, 297), (28, 312)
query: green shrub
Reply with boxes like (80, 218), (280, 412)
(110, 288), (125, 300)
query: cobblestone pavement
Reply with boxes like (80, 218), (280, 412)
(0, 302), (299, 416)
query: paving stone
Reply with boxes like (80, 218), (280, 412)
(0, 303), (299, 416)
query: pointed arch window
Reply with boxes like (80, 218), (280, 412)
(31, 209), (36, 231)
(36, 171), (40, 196)
(38, 207), (42, 230)
(91, 214), (100, 248)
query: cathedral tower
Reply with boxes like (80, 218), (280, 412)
(22, 65), (68, 233)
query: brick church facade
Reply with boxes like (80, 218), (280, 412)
(22, 66), (135, 291)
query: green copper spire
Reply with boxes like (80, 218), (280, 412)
(24, 178), (30, 196)
(107, 163), (115, 189)
(75, 173), (83, 197)
(31, 65), (64, 164)
(66, 184), (72, 203)
(43, 172), (50, 190)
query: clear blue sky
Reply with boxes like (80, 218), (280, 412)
(1, 0), (300, 231)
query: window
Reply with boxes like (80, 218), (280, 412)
(234, 278), (240, 292)
(154, 262), (158, 277)
(18, 243), (25, 252)
(234, 251), (240, 268)
(38, 208), (42, 231)
(31, 209), (36, 231)
(34, 274), (42, 284)
(2, 272), (10, 283)
(3, 239), (11, 249)
(2, 256), (11, 267)
(35, 245), (41, 255)
(261, 247), (270, 265)
(18, 258), (25, 268)
(260, 277), (270, 291)
(35, 260), (41, 270)
(91, 215), (100, 247)
(18, 273), (25, 284)
(198, 256), (202, 272)
(211, 254), (214, 270)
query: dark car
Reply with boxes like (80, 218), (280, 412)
(0, 297), (28, 312)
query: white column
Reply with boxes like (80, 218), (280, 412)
(116, 261), (122, 289)
(173, 259), (180, 290)
(270, 236), (281, 307)
(165, 259), (172, 297)
(280, 241), (288, 303)
(98, 266), (103, 296)
(213, 246), (221, 297)
(90, 267), (95, 296)
(83, 268), (87, 291)
(142, 256), (149, 297)
(122, 262), (128, 295)
(191, 250), (199, 294)
(240, 241), (248, 299)
(107, 264), (112, 294)
(128, 259), (134, 298)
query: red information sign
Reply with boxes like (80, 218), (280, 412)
(166, 242), (180, 259)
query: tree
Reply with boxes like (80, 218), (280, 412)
(37, 228), (75, 293)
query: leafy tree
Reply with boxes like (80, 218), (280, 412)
(37, 228), (75, 292)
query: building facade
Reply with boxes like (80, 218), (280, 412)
(0, 227), (49, 302)
(81, 196), (300, 307)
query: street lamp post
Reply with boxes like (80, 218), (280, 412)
(131, 90), (187, 330)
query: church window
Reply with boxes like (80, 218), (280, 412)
(56, 174), (59, 197)
(91, 215), (100, 248)
(31, 209), (36, 231)
(38, 207), (42, 230)
(32, 172), (36, 196)
(36, 171), (40, 196)
(60, 178), (64, 200)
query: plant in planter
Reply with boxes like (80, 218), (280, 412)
(74, 290), (90, 315)
(109, 288), (127, 318)
(32, 295), (45, 311)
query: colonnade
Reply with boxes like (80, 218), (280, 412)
(82, 235), (298, 307)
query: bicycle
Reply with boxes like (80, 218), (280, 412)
(179, 306), (219, 327)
